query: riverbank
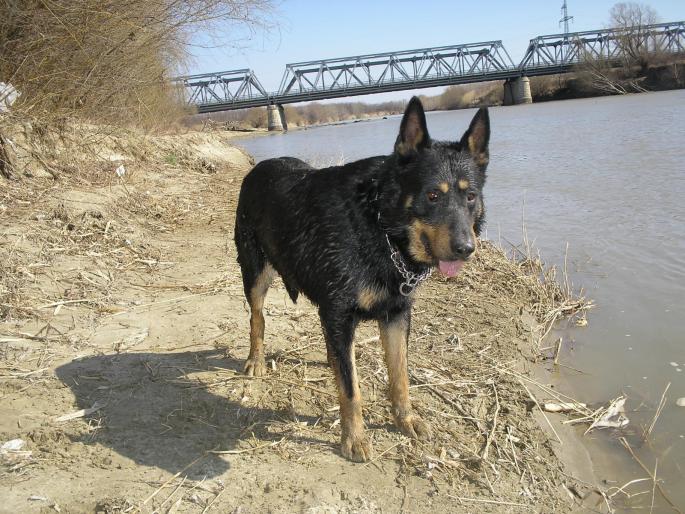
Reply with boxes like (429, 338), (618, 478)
(1, 120), (596, 513)
(530, 63), (685, 103)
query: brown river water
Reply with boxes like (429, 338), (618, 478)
(237, 90), (685, 510)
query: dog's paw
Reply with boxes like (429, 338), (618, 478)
(396, 414), (432, 440)
(341, 434), (373, 463)
(243, 357), (267, 377)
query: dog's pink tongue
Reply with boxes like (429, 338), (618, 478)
(438, 260), (465, 277)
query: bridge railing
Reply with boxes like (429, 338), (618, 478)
(277, 41), (516, 97)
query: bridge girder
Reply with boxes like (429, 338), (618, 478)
(277, 41), (516, 97)
(176, 20), (684, 112)
(173, 69), (268, 109)
(519, 20), (685, 72)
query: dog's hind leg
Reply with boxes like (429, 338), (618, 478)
(243, 263), (275, 376)
(379, 310), (431, 440)
(236, 224), (274, 377)
(321, 310), (372, 462)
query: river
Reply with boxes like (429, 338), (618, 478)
(235, 89), (685, 510)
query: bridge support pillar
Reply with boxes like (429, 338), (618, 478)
(267, 104), (287, 131)
(503, 77), (532, 105)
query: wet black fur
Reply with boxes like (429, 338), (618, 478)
(235, 97), (490, 398)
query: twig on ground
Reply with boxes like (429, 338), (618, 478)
(53, 401), (104, 422)
(519, 380), (562, 445)
(481, 382), (500, 461)
(133, 452), (208, 513)
(200, 487), (226, 514)
(363, 440), (405, 468)
(208, 438), (284, 455)
(445, 494), (528, 508)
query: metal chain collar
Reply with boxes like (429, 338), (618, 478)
(385, 234), (433, 296)
(375, 185), (432, 296)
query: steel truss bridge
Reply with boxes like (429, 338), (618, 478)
(176, 20), (684, 113)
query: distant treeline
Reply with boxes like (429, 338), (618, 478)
(191, 100), (405, 129)
(418, 83), (502, 112)
(189, 82), (504, 130)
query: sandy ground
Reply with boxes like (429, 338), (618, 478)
(1, 124), (598, 513)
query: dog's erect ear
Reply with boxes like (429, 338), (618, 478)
(460, 107), (490, 167)
(394, 96), (430, 158)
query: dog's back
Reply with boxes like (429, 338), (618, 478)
(235, 155), (387, 309)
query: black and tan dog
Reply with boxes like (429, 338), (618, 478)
(234, 97), (489, 462)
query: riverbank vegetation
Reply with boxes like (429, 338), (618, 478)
(0, 0), (275, 128)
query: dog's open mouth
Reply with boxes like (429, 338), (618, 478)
(438, 260), (465, 278)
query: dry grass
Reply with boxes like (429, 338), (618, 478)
(0, 117), (248, 326)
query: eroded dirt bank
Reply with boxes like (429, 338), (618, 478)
(1, 122), (593, 513)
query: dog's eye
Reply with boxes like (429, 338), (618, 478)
(427, 191), (440, 202)
(466, 193), (477, 203)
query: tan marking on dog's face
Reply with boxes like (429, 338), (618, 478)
(357, 285), (387, 310)
(404, 195), (413, 209)
(438, 182), (449, 193)
(407, 220), (453, 263)
(407, 220), (432, 263)
(458, 179), (469, 191)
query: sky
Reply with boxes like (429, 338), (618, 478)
(189, 0), (684, 103)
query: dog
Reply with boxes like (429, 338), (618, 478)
(234, 97), (490, 462)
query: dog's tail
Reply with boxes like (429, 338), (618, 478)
(234, 208), (261, 301)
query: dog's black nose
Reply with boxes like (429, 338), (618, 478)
(455, 241), (475, 258)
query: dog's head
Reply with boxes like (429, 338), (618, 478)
(386, 96), (489, 277)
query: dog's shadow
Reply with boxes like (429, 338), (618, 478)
(55, 349), (324, 478)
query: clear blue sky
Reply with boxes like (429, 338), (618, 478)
(189, 0), (684, 102)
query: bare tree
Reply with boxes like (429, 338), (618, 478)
(609, 2), (660, 72)
(578, 2), (662, 95)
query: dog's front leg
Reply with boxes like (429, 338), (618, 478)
(321, 310), (372, 462)
(379, 310), (431, 440)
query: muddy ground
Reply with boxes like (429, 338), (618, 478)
(1, 122), (597, 513)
